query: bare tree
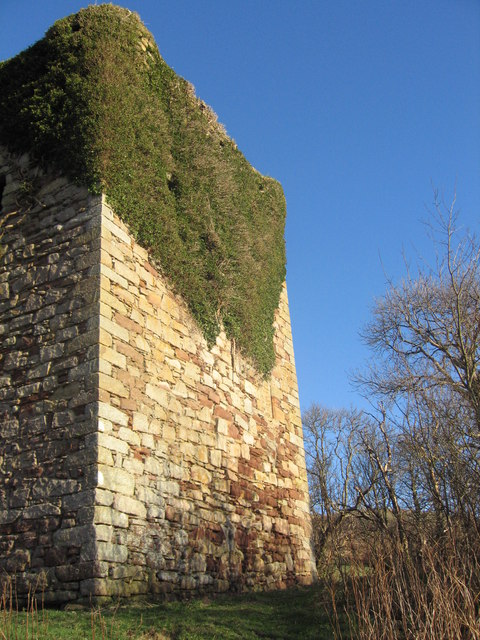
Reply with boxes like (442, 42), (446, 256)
(303, 198), (480, 637)
(302, 405), (359, 559)
(357, 196), (480, 540)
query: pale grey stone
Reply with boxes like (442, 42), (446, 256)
(96, 542), (128, 563)
(113, 494), (146, 519)
(94, 506), (129, 528)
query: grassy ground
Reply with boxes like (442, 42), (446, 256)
(1, 585), (342, 640)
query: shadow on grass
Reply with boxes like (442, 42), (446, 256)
(21, 584), (340, 640)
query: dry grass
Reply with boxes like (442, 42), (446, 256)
(325, 533), (480, 640)
(0, 576), (48, 640)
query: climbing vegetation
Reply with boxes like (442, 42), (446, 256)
(0, 5), (286, 375)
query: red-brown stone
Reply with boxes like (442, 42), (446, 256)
(228, 423), (240, 439)
(213, 406), (233, 421)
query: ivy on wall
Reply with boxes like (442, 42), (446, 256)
(0, 5), (286, 375)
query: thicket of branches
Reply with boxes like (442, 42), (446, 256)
(304, 197), (480, 639)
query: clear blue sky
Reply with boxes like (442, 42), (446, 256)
(2, 1), (479, 412)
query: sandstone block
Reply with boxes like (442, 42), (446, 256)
(98, 432), (129, 455)
(216, 418), (229, 435)
(145, 383), (169, 407)
(53, 525), (95, 546)
(118, 426), (140, 446)
(191, 465), (212, 486)
(113, 493), (146, 518)
(98, 465), (135, 495)
(96, 542), (128, 563)
(94, 506), (129, 528)
(0, 282), (10, 299)
(85, 398), (123, 431)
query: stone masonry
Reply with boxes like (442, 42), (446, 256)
(0, 146), (316, 602)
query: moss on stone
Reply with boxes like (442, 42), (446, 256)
(0, 4), (286, 375)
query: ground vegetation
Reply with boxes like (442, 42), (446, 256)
(0, 579), (338, 640)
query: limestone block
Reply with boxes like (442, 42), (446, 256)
(32, 479), (78, 499)
(141, 432), (154, 449)
(95, 524), (113, 542)
(0, 508), (21, 525)
(135, 335), (151, 353)
(23, 503), (62, 519)
(144, 457), (163, 476)
(62, 490), (96, 511)
(101, 289), (128, 314)
(209, 449), (222, 467)
(95, 489), (115, 507)
(56, 562), (102, 582)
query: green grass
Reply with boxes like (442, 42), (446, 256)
(2, 585), (343, 640)
(0, 4), (286, 375)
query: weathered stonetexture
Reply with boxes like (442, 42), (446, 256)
(0, 147), (101, 602)
(0, 147), (316, 602)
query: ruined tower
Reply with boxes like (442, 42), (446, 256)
(0, 5), (316, 602)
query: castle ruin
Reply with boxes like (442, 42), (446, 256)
(0, 5), (316, 602)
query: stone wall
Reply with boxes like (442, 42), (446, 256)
(0, 147), (316, 602)
(93, 202), (315, 597)
(0, 147), (101, 602)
